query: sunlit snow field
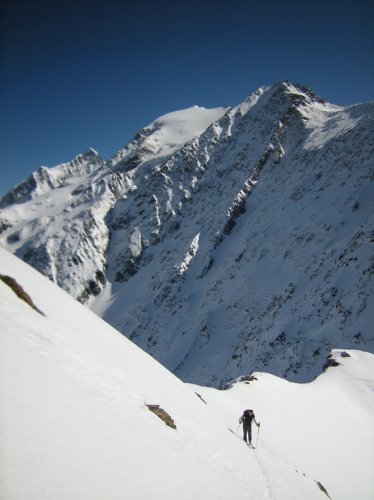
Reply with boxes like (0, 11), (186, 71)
(1, 247), (373, 500)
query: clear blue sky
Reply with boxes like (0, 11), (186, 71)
(0, 0), (373, 196)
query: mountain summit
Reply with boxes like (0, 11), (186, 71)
(1, 81), (373, 387)
(108, 104), (228, 170)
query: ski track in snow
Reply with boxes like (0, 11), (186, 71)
(228, 427), (322, 500)
(250, 443), (274, 500)
(255, 439), (312, 500)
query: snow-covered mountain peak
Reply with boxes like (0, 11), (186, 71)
(76, 147), (102, 164)
(251, 80), (341, 117)
(246, 80), (364, 152)
(0, 147), (105, 207)
(143, 104), (230, 157)
(108, 104), (228, 172)
(222, 80), (336, 134)
(267, 80), (325, 102)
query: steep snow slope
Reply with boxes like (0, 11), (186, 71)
(94, 81), (374, 385)
(191, 349), (374, 500)
(0, 247), (336, 500)
(0, 81), (373, 387)
(0, 148), (116, 301)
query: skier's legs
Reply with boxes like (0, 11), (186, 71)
(243, 424), (251, 443)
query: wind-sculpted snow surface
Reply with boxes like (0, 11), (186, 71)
(1, 248), (373, 500)
(0, 81), (373, 387)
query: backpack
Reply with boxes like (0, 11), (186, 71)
(242, 409), (254, 424)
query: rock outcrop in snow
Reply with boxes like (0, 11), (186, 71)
(1, 81), (373, 387)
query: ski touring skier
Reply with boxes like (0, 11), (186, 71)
(239, 409), (260, 446)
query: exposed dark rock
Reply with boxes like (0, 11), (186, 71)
(239, 374), (258, 383)
(315, 480), (331, 498)
(0, 219), (12, 235)
(0, 274), (45, 316)
(323, 355), (340, 371)
(145, 404), (176, 429)
(195, 392), (207, 404)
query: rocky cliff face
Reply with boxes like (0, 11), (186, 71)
(1, 81), (373, 386)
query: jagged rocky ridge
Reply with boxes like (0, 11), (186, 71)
(1, 81), (373, 387)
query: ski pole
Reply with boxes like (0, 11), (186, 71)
(256, 424), (260, 447)
(236, 422), (240, 434)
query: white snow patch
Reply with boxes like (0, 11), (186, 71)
(177, 233), (200, 274)
(302, 105), (362, 150)
(144, 105), (228, 157)
(129, 227), (142, 257)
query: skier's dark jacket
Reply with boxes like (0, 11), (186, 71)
(239, 409), (259, 426)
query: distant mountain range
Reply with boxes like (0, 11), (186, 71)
(1, 80), (373, 387)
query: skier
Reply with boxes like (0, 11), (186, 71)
(239, 409), (260, 445)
